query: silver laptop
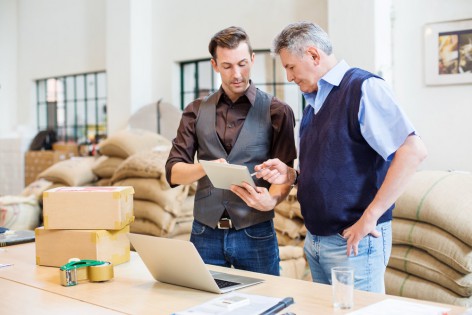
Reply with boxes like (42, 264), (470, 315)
(128, 233), (264, 294)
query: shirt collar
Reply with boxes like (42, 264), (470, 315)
(302, 60), (350, 100)
(218, 80), (256, 106)
(321, 60), (350, 87)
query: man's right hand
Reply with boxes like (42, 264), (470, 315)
(254, 158), (293, 185)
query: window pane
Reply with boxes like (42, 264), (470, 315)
(183, 63), (195, 92)
(97, 73), (107, 99)
(198, 60), (212, 91)
(252, 53), (273, 83)
(76, 75), (85, 101)
(37, 80), (46, 103)
(86, 74), (97, 99)
(65, 77), (76, 101)
(38, 104), (47, 129)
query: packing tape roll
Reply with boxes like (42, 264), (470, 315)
(60, 260), (114, 286)
(88, 262), (114, 282)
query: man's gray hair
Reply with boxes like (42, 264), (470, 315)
(273, 21), (332, 56)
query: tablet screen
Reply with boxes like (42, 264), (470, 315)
(199, 160), (256, 190)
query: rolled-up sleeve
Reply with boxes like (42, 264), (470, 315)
(359, 78), (416, 161)
(165, 100), (200, 186)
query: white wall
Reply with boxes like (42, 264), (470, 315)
(0, 0), (18, 137)
(151, 0), (328, 108)
(392, 0), (472, 172)
(2, 0), (472, 175)
(16, 0), (106, 129)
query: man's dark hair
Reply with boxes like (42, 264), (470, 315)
(208, 26), (253, 61)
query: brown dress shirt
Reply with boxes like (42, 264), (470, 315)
(165, 82), (297, 186)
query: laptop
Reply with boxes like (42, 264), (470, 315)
(128, 233), (264, 294)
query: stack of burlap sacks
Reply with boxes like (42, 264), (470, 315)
(387, 170), (472, 307)
(274, 187), (309, 280)
(95, 129), (195, 241)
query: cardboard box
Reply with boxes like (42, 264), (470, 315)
(24, 150), (75, 186)
(35, 225), (130, 267)
(43, 186), (134, 230)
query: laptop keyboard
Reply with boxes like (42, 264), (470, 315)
(214, 278), (241, 289)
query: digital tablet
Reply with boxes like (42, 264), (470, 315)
(199, 160), (256, 190)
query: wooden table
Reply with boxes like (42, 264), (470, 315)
(0, 243), (466, 314)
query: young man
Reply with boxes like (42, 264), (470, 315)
(238, 21), (427, 291)
(165, 26), (297, 275)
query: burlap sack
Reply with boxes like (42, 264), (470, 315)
(95, 178), (112, 186)
(166, 215), (194, 238)
(113, 178), (190, 216)
(98, 129), (171, 159)
(386, 267), (472, 307)
(0, 195), (40, 230)
(290, 201), (303, 219)
(395, 170), (472, 246)
(275, 200), (294, 218)
(276, 231), (304, 247)
(130, 217), (164, 237)
(274, 212), (304, 239)
(133, 199), (175, 233)
(21, 178), (53, 200)
(37, 157), (96, 186)
(279, 245), (304, 260)
(92, 155), (124, 178)
(131, 216), (193, 238)
(181, 195), (195, 215)
(279, 257), (307, 280)
(392, 218), (472, 274)
(111, 149), (171, 184)
(389, 245), (472, 297)
(171, 233), (191, 241)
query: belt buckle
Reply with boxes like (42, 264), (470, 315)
(217, 218), (232, 229)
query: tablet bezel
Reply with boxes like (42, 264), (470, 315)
(199, 160), (256, 190)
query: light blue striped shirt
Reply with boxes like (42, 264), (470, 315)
(303, 60), (415, 161)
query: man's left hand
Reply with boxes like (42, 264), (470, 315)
(230, 182), (277, 212)
(342, 215), (380, 256)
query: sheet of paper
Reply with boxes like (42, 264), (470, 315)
(348, 298), (450, 315)
(172, 292), (283, 315)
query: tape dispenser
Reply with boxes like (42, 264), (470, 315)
(60, 258), (114, 287)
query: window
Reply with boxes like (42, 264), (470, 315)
(35, 71), (107, 143)
(179, 50), (305, 123)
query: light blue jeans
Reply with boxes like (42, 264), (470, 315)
(304, 221), (392, 293)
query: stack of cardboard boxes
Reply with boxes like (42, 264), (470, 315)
(35, 186), (135, 267)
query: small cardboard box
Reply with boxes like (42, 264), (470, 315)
(43, 186), (134, 230)
(35, 225), (130, 267)
(24, 150), (75, 186)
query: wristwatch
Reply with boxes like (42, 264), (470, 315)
(291, 168), (299, 187)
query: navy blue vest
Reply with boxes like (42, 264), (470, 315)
(298, 68), (393, 236)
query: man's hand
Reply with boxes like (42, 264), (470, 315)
(230, 182), (277, 211)
(254, 158), (293, 185)
(341, 214), (380, 256)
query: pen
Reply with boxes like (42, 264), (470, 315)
(250, 168), (266, 177)
(259, 297), (294, 315)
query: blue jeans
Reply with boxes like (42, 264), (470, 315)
(190, 220), (280, 276)
(304, 221), (392, 293)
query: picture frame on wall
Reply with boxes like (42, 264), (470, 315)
(424, 19), (472, 85)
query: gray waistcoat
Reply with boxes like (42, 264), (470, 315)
(194, 89), (273, 230)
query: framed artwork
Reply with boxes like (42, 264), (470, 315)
(424, 19), (472, 85)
